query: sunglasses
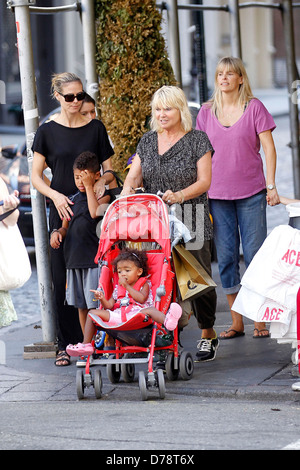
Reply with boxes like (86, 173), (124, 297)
(58, 91), (86, 103)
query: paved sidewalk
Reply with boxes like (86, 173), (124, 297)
(0, 260), (299, 404)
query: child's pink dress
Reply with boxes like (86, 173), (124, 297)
(107, 277), (154, 325)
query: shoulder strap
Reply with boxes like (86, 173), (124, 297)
(115, 276), (148, 301)
(103, 170), (123, 188)
(134, 276), (147, 290)
(0, 205), (19, 222)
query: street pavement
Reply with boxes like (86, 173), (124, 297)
(0, 88), (300, 405)
(0, 259), (299, 404)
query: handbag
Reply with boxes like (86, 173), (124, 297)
(172, 244), (216, 301)
(0, 209), (32, 291)
(103, 170), (123, 202)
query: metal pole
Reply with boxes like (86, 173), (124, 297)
(8, 0), (56, 343)
(281, 0), (300, 198)
(29, 2), (80, 13)
(228, 0), (242, 58)
(192, 0), (208, 104)
(166, 0), (182, 87)
(80, 0), (99, 105)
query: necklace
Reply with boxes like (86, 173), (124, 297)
(164, 131), (181, 148)
(221, 108), (238, 119)
(223, 112), (234, 118)
(221, 102), (245, 120)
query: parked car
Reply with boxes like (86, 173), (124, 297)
(0, 107), (59, 245)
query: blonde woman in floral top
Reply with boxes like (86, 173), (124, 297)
(122, 85), (219, 363)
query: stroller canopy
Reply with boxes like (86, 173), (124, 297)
(95, 194), (171, 262)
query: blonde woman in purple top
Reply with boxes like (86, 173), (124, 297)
(196, 56), (280, 339)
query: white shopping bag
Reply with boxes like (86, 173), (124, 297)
(240, 225), (300, 311)
(233, 286), (293, 336)
(233, 225), (300, 339)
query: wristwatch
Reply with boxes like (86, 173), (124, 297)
(267, 184), (276, 190)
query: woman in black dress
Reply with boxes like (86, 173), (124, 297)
(32, 72), (114, 365)
(122, 85), (218, 362)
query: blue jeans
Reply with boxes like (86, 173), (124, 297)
(209, 191), (267, 294)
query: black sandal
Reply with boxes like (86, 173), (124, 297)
(55, 350), (71, 366)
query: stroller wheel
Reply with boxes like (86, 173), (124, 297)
(179, 351), (194, 380)
(156, 368), (166, 399)
(95, 331), (106, 350)
(138, 370), (148, 401)
(165, 352), (179, 381)
(94, 369), (103, 399)
(121, 354), (135, 382)
(76, 369), (85, 400)
(107, 360), (121, 383)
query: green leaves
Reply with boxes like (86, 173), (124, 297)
(95, 0), (176, 173)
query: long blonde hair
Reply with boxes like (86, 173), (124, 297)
(150, 85), (192, 133)
(207, 57), (255, 116)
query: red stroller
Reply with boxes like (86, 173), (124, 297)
(76, 193), (194, 400)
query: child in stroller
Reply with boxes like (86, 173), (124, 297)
(66, 248), (182, 357)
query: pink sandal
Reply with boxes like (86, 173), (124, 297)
(164, 303), (182, 331)
(66, 342), (94, 357)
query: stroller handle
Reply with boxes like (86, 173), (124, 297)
(157, 191), (176, 214)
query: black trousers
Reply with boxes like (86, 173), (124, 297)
(178, 239), (217, 331)
(49, 204), (83, 351)
(50, 244), (83, 350)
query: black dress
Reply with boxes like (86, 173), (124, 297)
(32, 119), (114, 350)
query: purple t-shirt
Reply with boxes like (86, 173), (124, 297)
(196, 98), (276, 199)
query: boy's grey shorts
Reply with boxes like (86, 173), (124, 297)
(66, 267), (99, 310)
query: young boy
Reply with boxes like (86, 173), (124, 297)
(50, 151), (110, 334)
